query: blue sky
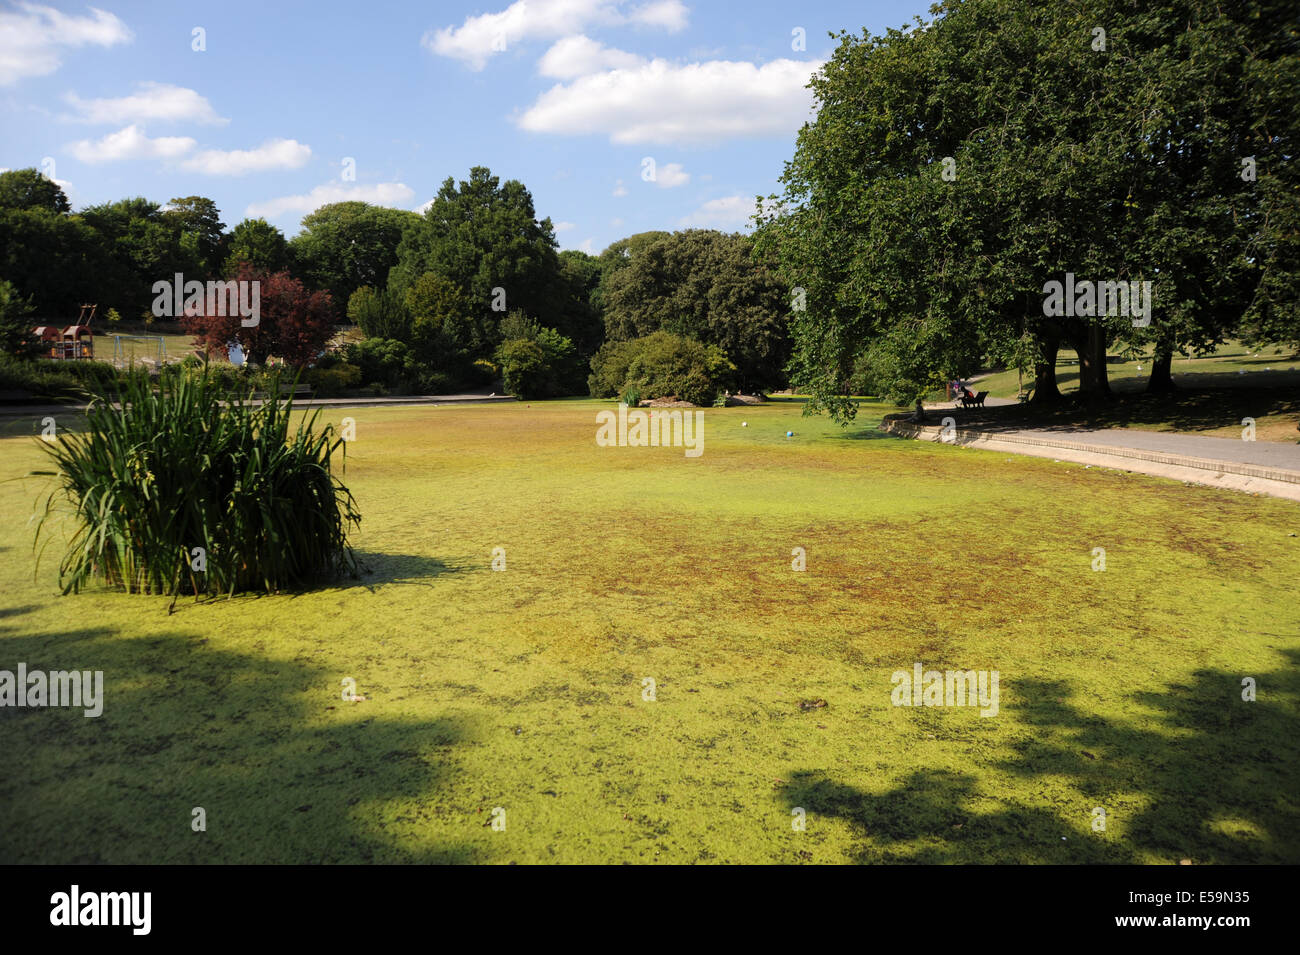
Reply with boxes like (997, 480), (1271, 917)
(0, 0), (933, 252)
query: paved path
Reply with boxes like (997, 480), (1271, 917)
(884, 414), (1300, 502)
(958, 424), (1300, 472)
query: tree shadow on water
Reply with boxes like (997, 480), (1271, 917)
(781, 767), (1084, 863)
(997, 656), (1300, 864)
(0, 606), (479, 863)
(344, 551), (468, 591)
(780, 654), (1300, 863)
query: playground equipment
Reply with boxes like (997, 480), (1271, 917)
(32, 304), (96, 359)
(110, 334), (168, 369)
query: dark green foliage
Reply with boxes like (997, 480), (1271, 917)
(0, 354), (119, 397)
(588, 330), (735, 407)
(0, 278), (36, 356)
(304, 362), (362, 396)
(162, 197), (226, 276)
(0, 205), (116, 318)
(391, 167), (564, 358)
(554, 249), (605, 355)
(292, 202), (421, 316)
(495, 313), (579, 399)
(0, 169), (70, 215)
(347, 286), (412, 341)
(340, 337), (422, 391)
(36, 370), (360, 596)
(223, 218), (290, 276)
(758, 0), (1300, 418)
(598, 229), (790, 392)
(78, 197), (208, 319)
(587, 338), (639, 400)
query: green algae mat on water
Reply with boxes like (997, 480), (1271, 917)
(1, 399), (1296, 863)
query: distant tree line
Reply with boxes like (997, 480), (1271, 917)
(0, 164), (793, 402)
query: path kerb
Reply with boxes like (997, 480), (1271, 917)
(880, 415), (1300, 503)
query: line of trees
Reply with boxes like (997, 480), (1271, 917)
(0, 164), (795, 402)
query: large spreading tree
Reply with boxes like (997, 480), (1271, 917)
(757, 0), (1299, 419)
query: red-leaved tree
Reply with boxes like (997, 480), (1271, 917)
(182, 262), (334, 368)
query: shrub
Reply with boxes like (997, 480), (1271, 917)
(0, 355), (120, 397)
(417, 369), (455, 395)
(35, 370), (360, 597)
(496, 339), (546, 398)
(0, 353), (76, 395)
(202, 362), (250, 393)
(587, 340), (639, 398)
(497, 328), (579, 399)
(589, 330), (734, 406)
(347, 286), (412, 341)
(341, 337), (420, 391)
(620, 385), (642, 407)
(304, 362), (362, 396)
(46, 359), (119, 392)
(0, 278), (36, 356)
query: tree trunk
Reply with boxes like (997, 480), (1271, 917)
(1147, 346), (1176, 393)
(1073, 324), (1111, 397)
(1032, 334), (1062, 403)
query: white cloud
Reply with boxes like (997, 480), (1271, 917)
(577, 238), (596, 253)
(539, 35), (645, 79)
(628, 0), (687, 31)
(554, 220), (577, 232)
(180, 139), (311, 176)
(425, 0), (686, 71)
(612, 179), (627, 196)
(414, 197), (436, 214)
(68, 125), (195, 163)
(677, 194), (756, 230)
(652, 161), (689, 188)
(246, 182), (416, 220)
(517, 57), (821, 145)
(0, 2), (132, 85)
(610, 216), (624, 226)
(63, 82), (227, 125)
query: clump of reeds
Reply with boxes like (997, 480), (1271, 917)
(35, 369), (360, 597)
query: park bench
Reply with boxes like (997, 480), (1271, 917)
(960, 390), (988, 408)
